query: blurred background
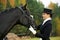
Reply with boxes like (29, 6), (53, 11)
(0, 0), (60, 40)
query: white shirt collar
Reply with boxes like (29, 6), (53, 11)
(42, 17), (52, 25)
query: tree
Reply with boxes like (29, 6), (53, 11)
(27, 0), (44, 25)
(0, 0), (7, 11)
(48, 2), (55, 10)
(53, 4), (60, 36)
(49, 3), (60, 36)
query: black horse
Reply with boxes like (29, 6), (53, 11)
(0, 5), (35, 40)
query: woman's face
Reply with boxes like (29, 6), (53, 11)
(42, 13), (50, 20)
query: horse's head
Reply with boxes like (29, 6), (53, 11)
(18, 4), (36, 28)
(0, 4), (36, 39)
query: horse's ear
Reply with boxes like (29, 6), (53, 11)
(23, 4), (27, 9)
(19, 4), (27, 10)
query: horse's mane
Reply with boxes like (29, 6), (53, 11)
(0, 7), (19, 16)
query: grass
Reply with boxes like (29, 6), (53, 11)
(6, 33), (60, 40)
(29, 37), (60, 40)
(50, 37), (60, 40)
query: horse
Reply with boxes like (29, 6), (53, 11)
(0, 5), (36, 40)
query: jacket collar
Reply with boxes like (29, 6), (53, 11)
(42, 17), (52, 25)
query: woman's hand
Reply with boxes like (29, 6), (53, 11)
(29, 26), (37, 35)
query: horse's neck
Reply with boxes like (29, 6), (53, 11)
(0, 8), (21, 24)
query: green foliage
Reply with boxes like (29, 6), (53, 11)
(15, 0), (21, 7)
(6, 0), (12, 8)
(27, 0), (44, 25)
(53, 4), (60, 18)
(0, 3), (3, 11)
(10, 24), (28, 34)
(52, 18), (57, 36)
(0, 3), (5, 11)
(52, 3), (60, 36)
